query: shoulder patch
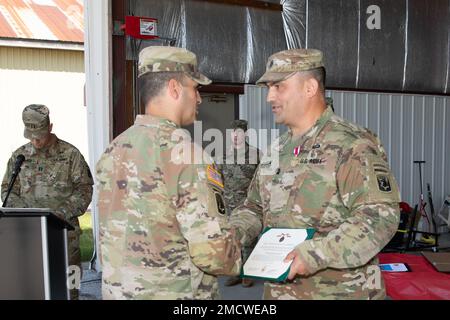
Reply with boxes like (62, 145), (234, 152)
(376, 174), (392, 192)
(372, 161), (392, 192)
(206, 165), (224, 188)
(212, 186), (226, 215)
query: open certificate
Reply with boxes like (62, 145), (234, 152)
(242, 227), (315, 282)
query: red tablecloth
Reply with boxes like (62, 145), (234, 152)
(378, 253), (450, 300)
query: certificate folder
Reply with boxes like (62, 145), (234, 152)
(241, 227), (315, 282)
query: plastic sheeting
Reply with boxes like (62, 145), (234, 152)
(306, 0), (360, 89)
(127, 0), (450, 94)
(185, 1), (248, 82)
(358, 0), (406, 91)
(129, 0), (286, 83)
(127, 0), (186, 59)
(281, 0), (450, 94)
(404, 0), (450, 93)
(379, 253), (450, 300)
(280, 0), (306, 49)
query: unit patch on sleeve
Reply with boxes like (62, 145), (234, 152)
(212, 187), (226, 215)
(376, 174), (392, 192)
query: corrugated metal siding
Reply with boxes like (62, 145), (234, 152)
(239, 86), (287, 153)
(240, 85), (450, 227)
(0, 46), (88, 187)
(0, 46), (83, 71)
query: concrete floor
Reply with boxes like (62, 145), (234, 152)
(218, 277), (264, 300)
(79, 264), (101, 300)
(80, 231), (450, 300)
(79, 271), (264, 300)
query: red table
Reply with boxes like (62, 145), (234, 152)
(378, 253), (450, 300)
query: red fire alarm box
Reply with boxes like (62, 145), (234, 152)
(124, 16), (158, 40)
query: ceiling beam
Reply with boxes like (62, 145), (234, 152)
(199, 83), (245, 95)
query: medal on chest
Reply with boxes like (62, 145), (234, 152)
(293, 145), (302, 157)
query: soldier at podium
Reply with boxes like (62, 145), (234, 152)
(1, 104), (93, 300)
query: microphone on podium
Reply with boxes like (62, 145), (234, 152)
(2, 154), (26, 208)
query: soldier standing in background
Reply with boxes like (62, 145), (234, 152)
(325, 97), (334, 112)
(1, 104), (93, 300)
(96, 46), (241, 300)
(230, 49), (400, 299)
(217, 120), (262, 288)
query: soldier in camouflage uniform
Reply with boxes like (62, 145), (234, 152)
(1, 104), (93, 300)
(96, 46), (241, 300)
(325, 97), (334, 112)
(217, 120), (261, 288)
(230, 49), (400, 299)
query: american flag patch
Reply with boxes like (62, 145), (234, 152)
(207, 165), (224, 188)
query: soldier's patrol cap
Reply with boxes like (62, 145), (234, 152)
(256, 49), (324, 85)
(138, 46), (212, 85)
(22, 104), (50, 139)
(230, 120), (248, 132)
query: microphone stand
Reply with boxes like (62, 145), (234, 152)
(2, 167), (22, 209)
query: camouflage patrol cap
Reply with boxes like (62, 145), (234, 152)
(22, 104), (50, 139)
(256, 49), (324, 85)
(138, 46), (212, 85)
(230, 119), (248, 132)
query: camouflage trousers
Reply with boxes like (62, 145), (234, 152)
(242, 238), (257, 263)
(67, 229), (82, 300)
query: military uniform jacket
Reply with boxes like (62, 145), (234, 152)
(217, 143), (261, 214)
(96, 115), (241, 300)
(230, 107), (400, 300)
(1, 135), (93, 230)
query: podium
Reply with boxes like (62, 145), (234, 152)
(0, 208), (74, 300)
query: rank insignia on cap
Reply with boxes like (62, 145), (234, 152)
(206, 165), (224, 188)
(377, 175), (392, 192)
